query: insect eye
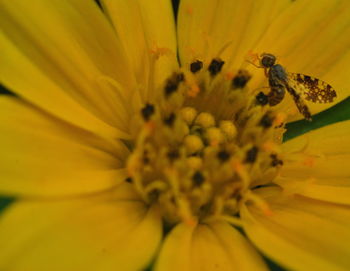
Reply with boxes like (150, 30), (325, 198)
(261, 54), (276, 67)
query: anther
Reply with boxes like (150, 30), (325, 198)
(217, 150), (231, 162)
(270, 154), (283, 167)
(190, 60), (203, 73)
(259, 112), (274, 128)
(125, 177), (133, 183)
(232, 69), (251, 89)
(192, 171), (205, 186)
(164, 72), (185, 97)
(208, 58), (225, 76)
(164, 113), (176, 127)
(256, 92), (269, 106)
(177, 73), (185, 82)
(245, 146), (258, 163)
(141, 103), (155, 121)
(143, 151), (150, 164)
(167, 149), (180, 162)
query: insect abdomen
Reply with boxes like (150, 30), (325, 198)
(267, 77), (285, 106)
(268, 86), (285, 106)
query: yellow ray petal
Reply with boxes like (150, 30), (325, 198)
(0, 97), (129, 197)
(0, 0), (136, 133)
(252, 0), (350, 120)
(101, 0), (178, 102)
(281, 120), (350, 178)
(241, 186), (350, 271)
(177, 0), (291, 68)
(0, 33), (129, 139)
(0, 197), (161, 271)
(277, 120), (350, 204)
(154, 221), (267, 271)
(275, 176), (350, 205)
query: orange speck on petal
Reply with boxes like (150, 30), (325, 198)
(262, 141), (280, 153)
(184, 217), (197, 227)
(306, 177), (317, 185)
(231, 159), (243, 172)
(225, 72), (235, 80)
(186, 6), (193, 15)
(145, 120), (156, 130)
(303, 156), (316, 167)
(187, 83), (200, 97)
(262, 206), (273, 216)
(150, 46), (172, 59)
(274, 112), (287, 126)
(210, 140), (219, 147)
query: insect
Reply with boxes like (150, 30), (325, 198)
(252, 53), (337, 121)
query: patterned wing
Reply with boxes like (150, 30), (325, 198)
(284, 84), (312, 121)
(288, 73), (337, 103)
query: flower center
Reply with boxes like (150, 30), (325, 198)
(126, 59), (286, 225)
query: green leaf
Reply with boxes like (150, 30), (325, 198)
(284, 97), (350, 141)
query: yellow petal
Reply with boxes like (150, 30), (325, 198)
(0, 196), (161, 271)
(154, 221), (267, 271)
(283, 120), (350, 159)
(0, 97), (129, 197)
(275, 177), (350, 205)
(253, 0), (350, 120)
(241, 186), (350, 271)
(0, 0), (136, 134)
(277, 120), (350, 204)
(177, 0), (291, 68)
(101, 0), (178, 102)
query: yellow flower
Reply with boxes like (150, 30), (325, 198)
(0, 0), (350, 270)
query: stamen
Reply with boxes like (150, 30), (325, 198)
(125, 177), (133, 183)
(164, 72), (185, 98)
(192, 171), (205, 186)
(217, 150), (231, 162)
(190, 60), (203, 73)
(270, 154), (283, 167)
(163, 113), (176, 127)
(167, 149), (180, 162)
(232, 69), (251, 89)
(208, 58), (225, 76)
(141, 103), (155, 121)
(245, 146), (259, 163)
(259, 112), (274, 128)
